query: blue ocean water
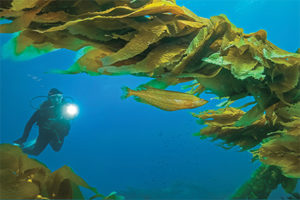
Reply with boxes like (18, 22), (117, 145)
(0, 0), (299, 199)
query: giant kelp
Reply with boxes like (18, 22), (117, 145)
(1, 0), (299, 107)
(192, 103), (300, 198)
(192, 107), (280, 151)
(230, 165), (298, 199)
(192, 102), (300, 176)
(0, 144), (123, 199)
(254, 135), (300, 179)
(1, 0), (300, 198)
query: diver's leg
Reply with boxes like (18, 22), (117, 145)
(22, 129), (52, 156)
(49, 133), (64, 152)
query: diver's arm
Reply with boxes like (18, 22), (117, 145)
(61, 120), (71, 137)
(14, 111), (39, 144)
(50, 118), (71, 138)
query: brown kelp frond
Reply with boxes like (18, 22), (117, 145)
(0, 144), (123, 199)
(275, 102), (300, 122)
(264, 102), (300, 136)
(231, 165), (298, 199)
(279, 117), (300, 137)
(253, 135), (300, 178)
(0, 0), (209, 74)
(192, 107), (279, 150)
(1, 0), (299, 113)
(193, 101), (300, 152)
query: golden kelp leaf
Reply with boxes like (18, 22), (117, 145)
(46, 165), (98, 198)
(15, 31), (36, 55)
(172, 26), (213, 74)
(176, 19), (207, 31)
(0, 144), (24, 171)
(94, 0), (121, 6)
(202, 52), (231, 68)
(33, 1), (196, 33)
(0, 9), (39, 33)
(34, 11), (72, 23)
(178, 66), (223, 79)
(101, 29), (166, 66)
(114, 15), (205, 58)
(0, 144), (49, 175)
(223, 46), (260, 80)
(1, 0), (207, 76)
(11, 0), (40, 11)
(44, 31), (97, 51)
(55, 179), (73, 199)
(89, 5), (136, 17)
(204, 14), (300, 95)
(193, 107), (244, 125)
(0, 169), (40, 199)
(234, 104), (265, 127)
(2, 31), (55, 60)
(196, 69), (247, 98)
(67, 23), (112, 42)
(263, 46), (300, 66)
(101, 14), (185, 66)
(125, 1), (186, 18)
(203, 17), (268, 80)
(265, 103), (279, 126)
(99, 43), (186, 75)
(244, 29), (267, 41)
(193, 107), (279, 150)
(54, 47), (113, 75)
(280, 117), (300, 136)
(275, 102), (300, 121)
(111, 31), (135, 41)
(0, 0), (52, 33)
(269, 65), (300, 94)
(255, 135), (300, 178)
(76, 48), (108, 73)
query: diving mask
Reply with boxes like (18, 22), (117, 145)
(49, 94), (63, 105)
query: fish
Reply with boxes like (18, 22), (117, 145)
(121, 86), (208, 111)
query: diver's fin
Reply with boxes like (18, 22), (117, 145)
(12, 143), (21, 147)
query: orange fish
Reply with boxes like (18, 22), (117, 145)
(121, 86), (208, 111)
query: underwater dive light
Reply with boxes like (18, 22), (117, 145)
(63, 103), (79, 119)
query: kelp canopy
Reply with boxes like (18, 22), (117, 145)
(0, 0), (300, 198)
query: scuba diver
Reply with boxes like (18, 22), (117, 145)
(14, 88), (78, 156)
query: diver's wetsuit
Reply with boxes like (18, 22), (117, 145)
(20, 100), (70, 156)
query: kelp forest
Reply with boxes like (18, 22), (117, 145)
(0, 0), (299, 199)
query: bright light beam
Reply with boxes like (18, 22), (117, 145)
(63, 104), (79, 119)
